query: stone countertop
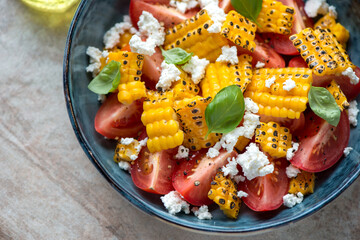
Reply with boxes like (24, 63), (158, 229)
(0, 0), (359, 239)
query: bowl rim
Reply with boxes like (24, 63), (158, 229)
(63, 0), (360, 234)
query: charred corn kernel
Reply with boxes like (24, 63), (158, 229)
(255, 121), (292, 158)
(173, 70), (200, 100)
(208, 172), (241, 219)
(289, 171), (315, 195)
(108, 31), (134, 51)
(315, 13), (350, 47)
(290, 28), (355, 76)
(113, 140), (139, 162)
(221, 10), (257, 52)
(164, 9), (228, 62)
(201, 54), (253, 98)
(141, 90), (184, 152)
(326, 80), (349, 110)
(235, 136), (251, 152)
(245, 68), (312, 119)
(117, 81), (146, 105)
(256, 0), (295, 35)
(174, 96), (221, 150)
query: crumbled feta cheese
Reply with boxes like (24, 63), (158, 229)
(103, 15), (138, 49)
(222, 157), (239, 178)
(199, 0), (218, 8)
(286, 164), (301, 178)
(216, 46), (239, 65)
(129, 35), (157, 56)
(161, 191), (190, 215)
(135, 138), (148, 153)
(203, 1), (226, 33)
(328, 6), (337, 19)
(286, 142), (299, 161)
(86, 46), (103, 77)
(344, 147), (353, 157)
(237, 190), (248, 198)
(120, 138), (135, 145)
(304, 0), (329, 18)
(255, 61), (266, 68)
(118, 161), (131, 172)
(283, 192), (304, 208)
(234, 175), (245, 184)
(175, 145), (190, 159)
(236, 143), (274, 180)
(206, 142), (221, 158)
(191, 205), (212, 220)
(156, 61), (181, 91)
(244, 97), (259, 113)
(182, 56), (210, 84)
(265, 76), (276, 88)
(283, 78), (296, 91)
(348, 100), (359, 127)
(170, 0), (198, 14)
(342, 67), (359, 85)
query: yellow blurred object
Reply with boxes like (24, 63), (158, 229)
(22, 0), (80, 13)
(326, 80), (349, 110)
(315, 13), (350, 47)
(288, 171), (315, 195)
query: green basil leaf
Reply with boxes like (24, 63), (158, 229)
(205, 85), (245, 136)
(308, 86), (341, 126)
(88, 60), (121, 94)
(231, 0), (263, 26)
(161, 47), (193, 65)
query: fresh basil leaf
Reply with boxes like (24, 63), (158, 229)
(231, 0), (263, 26)
(161, 47), (193, 65)
(308, 86), (341, 126)
(88, 60), (121, 94)
(205, 85), (245, 136)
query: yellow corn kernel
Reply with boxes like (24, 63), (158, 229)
(173, 70), (200, 100)
(117, 81), (147, 105)
(289, 171), (315, 195)
(113, 140), (139, 162)
(147, 131), (184, 153)
(141, 107), (177, 125)
(326, 80), (349, 110)
(315, 13), (350, 47)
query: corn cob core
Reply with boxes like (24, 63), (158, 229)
(174, 96), (221, 150)
(290, 28), (355, 76)
(164, 9), (228, 62)
(288, 171), (315, 195)
(255, 121), (292, 158)
(245, 68), (312, 119)
(315, 13), (350, 47)
(221, 10), (257, 52)
(326, 80), (349, 110)
(141, 91), (184, 152)
(256, 0), (295, 35)
(201, 54), (253, 99)
(173, 70), (200, 100)
(208, 172), (241, 219)
(113, 140), (140, 162)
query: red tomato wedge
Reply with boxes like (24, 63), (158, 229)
(239, 158), (289, 212)
(131, 147), (177, 195)
(142, 47), (163, 90)
(290, 111), (350, 172)
(219, 0), (234, 13)
(288, 56), (308, 68)
(172, 150), (238, 206)
(259, 113), (305, 134)
(94, 93), (143, 139)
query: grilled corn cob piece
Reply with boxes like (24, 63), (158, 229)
(235, 136), (251, 152)
(221, 10), (257, 52)
(173, 70), (200, 100)
(208, 172), (241, 219)
(288, 171), (315, 195)
(201, 54), (253, 98)
(164, 9), (228, 62)
(256, 0), (295, 35)
(174, 96), (221, 150)
(326, 80), (349, 110)
(315, 13), (350, 47)
(245, 68), (312, 119)
(142, 91), (184, 152)
(290, 28), (355, 76)
(113, 140), (140, 162)
(117, 81), (147, 105)
(255, 121), (292, 158)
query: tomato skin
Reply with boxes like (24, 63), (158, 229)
(94, 93), (144, 139)
(172, 150), (238, 206)
(258, 113), (305, 134)
(288, 56), (308, 68)
(262, 33), (299, 56)
(219, 0), (234, 13)
(290, 111), (350, 172)
(142, 47), (163, 90)
(239, 158), (289, 212)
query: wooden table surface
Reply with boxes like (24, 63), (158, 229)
(1, 0), (359, 239)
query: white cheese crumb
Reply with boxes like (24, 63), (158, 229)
(175, 145), (190, 159)
(348, 100), (359, 127)
(344, 147), (353, 157)
(161, 191), (190, 215)
(191, 205), (212, 220)
(120, 138), (135, 145)
(118, 161), (131, 173)
(255, 61), (266, 68)
(236, 143), (274, 180)
(156, 61), (181, 91)
(170, 0), (198, 14)
(283, 192), (304, 208)
(244, 97), (259, 113)
(206, 142), (221, 158)
(222, 157), (239, 178)
(304, 0), (329, 18)
(182, 55), (210, 84)
(342, 67), (359, 85)
(328, 6), (338, 19)
(283, 78), (296, 91)
(237, 191), (248, 198)
(135, 138), (148, 153)
(286, 142), (300, 161)
(216, 46), (239, 65)
(286, 164), (301, 178)
(265, 76), (276, 88)
(203, 1), (226, 33)
(86, 46), (103, 77)
(129, 35), (156, 56)
(199, 0), (218, 8)
(103, 15), (138, 49)
(234, 175), (245, 184)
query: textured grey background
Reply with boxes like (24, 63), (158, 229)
(0, 0), (359, 239)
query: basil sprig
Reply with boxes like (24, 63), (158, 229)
(88, 60), (121, 94)
(308, 86), (341, 126)
(231, 0), (263, 26)
(161, 47), (193, 65)
(205, 85), (245, 137)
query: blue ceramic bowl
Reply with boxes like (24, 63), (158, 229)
(63, 0), (360, 233)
